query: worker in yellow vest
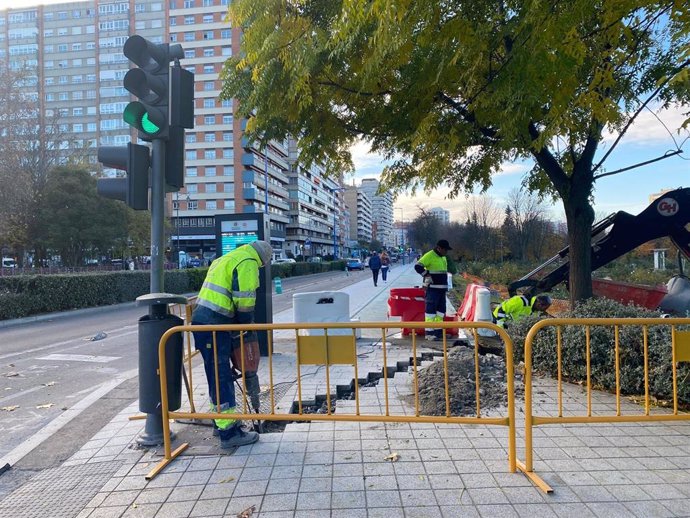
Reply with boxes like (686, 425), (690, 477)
(192, 240), (273, 449)
(414, 239), (452, 341)
(493, 294), (552, 328)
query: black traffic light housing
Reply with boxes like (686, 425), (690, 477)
(97, 143), (150, 210)
(123, 35), (184, 141)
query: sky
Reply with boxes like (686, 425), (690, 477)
(352, 104), (690, 225)
(3, 0), (688, 225)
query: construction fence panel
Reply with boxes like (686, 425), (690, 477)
(521, 317), (690, 493)
(146, 321), (518, 481)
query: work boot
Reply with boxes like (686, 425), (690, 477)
(220, 429), (259, 449)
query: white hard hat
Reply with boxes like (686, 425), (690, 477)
(250, 240), (273, 266)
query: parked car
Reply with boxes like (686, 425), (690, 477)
(272, 258), (296, 264)
(346, 259), (365, 271)
(2, 257), (16, 268)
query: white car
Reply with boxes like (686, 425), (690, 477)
(272, 258), (296, 264)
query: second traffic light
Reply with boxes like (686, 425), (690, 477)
(97, 143), (150, 210)
(123, 35), (182, 141)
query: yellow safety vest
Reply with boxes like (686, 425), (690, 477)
(415, 250), (448, 289)
(493, 295), (536, 327)
(196, 244), (261, 317)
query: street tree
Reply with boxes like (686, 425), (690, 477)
(221, 0), (690, 303)
(0, 62), (90, 263)
(503, 188), (549, 261)
(37, 167), (129, 266)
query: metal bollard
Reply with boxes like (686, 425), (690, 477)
(274, 276), (282, 294)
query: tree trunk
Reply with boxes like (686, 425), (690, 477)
(563, 190), (595, 305)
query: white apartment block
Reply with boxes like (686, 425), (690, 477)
(344, 186), (372, 245)
(429, 206), (450, 225)
(1, 0), (352, 260)
(359, 178), (394, 248)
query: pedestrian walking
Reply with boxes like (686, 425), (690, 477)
(414, 239), (452, 340)
(380, 251), (391, 283)
(368, 251), (382, 286)
(191, 239), (273, 448)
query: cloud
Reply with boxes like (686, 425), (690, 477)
(601, 103), (690, 146)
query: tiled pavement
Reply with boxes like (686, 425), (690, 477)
(3, 264), (690, 517)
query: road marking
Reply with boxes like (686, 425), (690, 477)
(0, 367), (139, 469)
(0, 327), (137, 361)
(36, 354), (120, 363)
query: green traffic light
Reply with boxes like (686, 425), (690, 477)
(123, 101), (162, 136)
(141, 112), (160, 134)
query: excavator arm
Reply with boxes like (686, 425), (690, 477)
(508, 187), (690, 297)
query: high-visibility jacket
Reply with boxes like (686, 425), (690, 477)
(196, 244), (261, 322)
(493, 295), (537, 327)
(414, 249), (448, 289)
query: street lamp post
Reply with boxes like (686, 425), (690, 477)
(396, 207), (405, 264)
(175, 193), (191, 268)
(331, 187), (346, 258)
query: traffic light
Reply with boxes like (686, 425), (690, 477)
(123, 35), (182, 140)
(97, 143), (150, 210)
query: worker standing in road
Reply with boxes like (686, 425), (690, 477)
(191, 240), (273, 449)
(493, 294), (552, 328)
(415, 239), (452, 340)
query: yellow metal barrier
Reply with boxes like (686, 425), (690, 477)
(522, 317), (690, 493)
(146, 321), (518, 480)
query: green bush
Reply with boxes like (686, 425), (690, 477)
(0, 269), (199, 320)
(506, 297), (690, 406)
(0, 261), (347, 321)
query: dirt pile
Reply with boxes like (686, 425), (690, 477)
(414, 345), (522, 416)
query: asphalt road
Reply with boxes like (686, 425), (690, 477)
(0, 268), (369, 481)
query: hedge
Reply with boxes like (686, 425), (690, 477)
(506, 297), (690, 406)
(0, 260), (348, 321)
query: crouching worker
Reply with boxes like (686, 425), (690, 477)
(191, 240), (273, 449)
(493, 294), (552, 329)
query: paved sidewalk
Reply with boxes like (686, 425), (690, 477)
(2, 265), (690, 517)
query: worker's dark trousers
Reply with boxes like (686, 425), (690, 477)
(191, 305), (238, 441)
(425, 288), (447, 338)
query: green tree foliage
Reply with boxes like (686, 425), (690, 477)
(37, 167), (130, 266)
(221, 0), (690, 303)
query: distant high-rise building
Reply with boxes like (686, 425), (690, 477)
(429, 207), (450, 225)
(1, 0), (355, 259)
(344, 186), (372, 244)
(359, 178), (394, 247)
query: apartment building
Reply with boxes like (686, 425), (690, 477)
(359, 178), (394, 247)
(429, 206), (450, 225)
(1, 0), (348, 260)
(344, 186), (372, 245)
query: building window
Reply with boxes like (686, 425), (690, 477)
(204, 81), (215, 91)
(222, 46), (232, 56)
(224, 183), (233, 192)
(184, 15), (194, 25)
(72, 43), (81, 51)
(58, 44), (68, 52)
(169, 16), (176, 26)
(203, 64), (214, 73)
(184, 0), (193, 6)
(204, 115), (215, 125)
(206, 200), (217, 210)
(206, 167), (216, 177)
(223, 166), (233, 176)
(73, 123), (83, 132)
(187, 184), (198, 193)
(184, 32), (194, 41)
(221, 29), (231, 39)
(73, 91), (83, 100)
(204, 150), (215, 159)
(188, 201), (198, 210)
(87, 123), (97, 131)
(186, 167), (197, 177)
(223, 132), (232, 141)
(203, 14), (213, 23)
(73, 107), (83, 116)
(206, 183), (216, 193)
(185, 150), (196, 160)
(203, 99), (214, 108)
(222, 149), (233, 159)
(186, 134), (197, 143)
(203, 48), (214, 57)
(204, 133), (216, 142)
(184, 50), (195, 59)
(222, 115), (233, 124)
(203, 30), (213, 40)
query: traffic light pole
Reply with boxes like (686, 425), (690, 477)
(150, 139), (166, 292)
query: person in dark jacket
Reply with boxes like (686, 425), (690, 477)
(368, 251), (382, 286)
